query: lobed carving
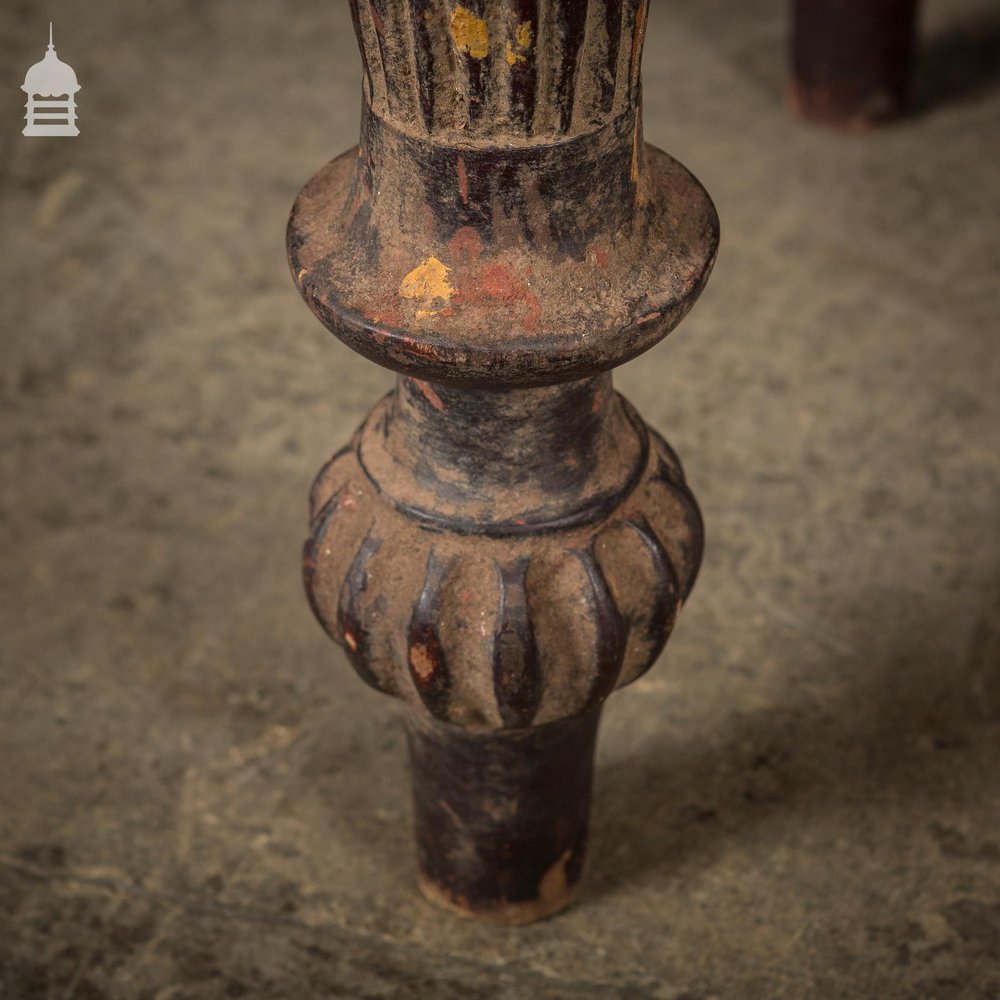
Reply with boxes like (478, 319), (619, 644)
(303, 387), (702, 731)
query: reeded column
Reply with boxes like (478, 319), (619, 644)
(288, 0), (718, 923)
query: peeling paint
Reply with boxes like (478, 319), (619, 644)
(414, 379), (446, 412)
(450, 6), (489, 60)
(410, 642), (436, 681)
(475, 262), (541, 332)
(506, 19), (533, 66)
(448, 226), (484, 265)
(399, 256), (455, 318)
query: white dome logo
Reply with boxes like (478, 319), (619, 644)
(22, 23), (80, 137)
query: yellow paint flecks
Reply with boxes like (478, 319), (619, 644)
(410, 643), (435, 680)
(631, 117), (648, 205)
(450, 5), (489, 59)
(506, 19), (533, 66)
(399, 256), (455, 318)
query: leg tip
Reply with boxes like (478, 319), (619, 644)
(416, 860), (579, 925)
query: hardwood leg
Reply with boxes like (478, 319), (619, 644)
(287, 0), (718, 921)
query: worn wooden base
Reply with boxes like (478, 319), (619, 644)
(405, 708), (602, 924)
(790, 0), (919, 128)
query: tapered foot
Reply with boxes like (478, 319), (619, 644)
(405, 708), (602, 925)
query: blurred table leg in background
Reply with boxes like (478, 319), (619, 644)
(791, 0), (920, 127)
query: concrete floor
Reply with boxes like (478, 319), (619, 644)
(2, 1), (999, 997)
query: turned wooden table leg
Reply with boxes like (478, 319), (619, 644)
(791, 0), (920, 127)
(288, 0), (718, 923)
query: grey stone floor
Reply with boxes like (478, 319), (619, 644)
(2, 1), (999, 997)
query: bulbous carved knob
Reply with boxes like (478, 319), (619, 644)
(304, 375), (702, 731)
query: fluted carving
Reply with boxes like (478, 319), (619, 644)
(352, 0), (648, 139)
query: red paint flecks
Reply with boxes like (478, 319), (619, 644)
(457, 156), (469, 205)
(414, 379), (446, 411)
(480, 263), (518, 298)
(364, 301), (404, 330)
(452, 262), (542, 332)
(594, 246), (608, 269)
(449, 226), (484, 265)
(401, 338), (441, 360)
(475, 263), (542, 332)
